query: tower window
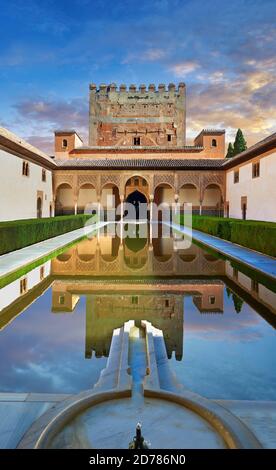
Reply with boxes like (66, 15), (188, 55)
(233, 267), (238, 279)
(20, 277), (28, 295)
(133, 137), (140, 146)
(62, 139), (68, 149)
(59, 295), (65, 305)
(22, 161), (29, 176)
(212, 139), (217, 147)
(252, 162), (260, 178)
(167, 134), (172, 142)
(42, 169), (46, 182)
(209, 296), (216, 305)
(234, 171), (239, 184)
(40, 266), (45, 280)
(165, 299), (170, 307)
(251, 279), (259, 294)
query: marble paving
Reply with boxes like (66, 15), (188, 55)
(170, 222), (276, 280)
(0, 393), (70, 449)
(49, 396), (226, 449)
(217, 400), (276, 449)
(0, 221), (107, 280)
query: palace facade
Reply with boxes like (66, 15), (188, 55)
(0, 82), (275, 222)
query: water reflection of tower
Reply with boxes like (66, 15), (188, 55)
(85, 291), (184, 361)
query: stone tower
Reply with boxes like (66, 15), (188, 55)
(89, 83), (186, 147)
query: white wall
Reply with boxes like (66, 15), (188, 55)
(0, 261), (51, 312)
(0, 149), (53, 221)
(226, 152), (276, 222)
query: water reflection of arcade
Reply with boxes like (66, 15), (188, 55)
(51, 233), (226, 277)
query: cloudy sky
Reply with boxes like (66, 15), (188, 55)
(0, 0), (275, 154)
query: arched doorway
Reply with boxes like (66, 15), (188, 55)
(125, 176), (149, 200)
(101, 183), (120, 221)
(126, 190), (147, 220)
(37, 197), (42, 218)
(179, 184), (200, 214)
(77, 184), (97, 214)
(202, 184), (223, 217)
(154, 183), (174, 223)
(55, 183), (74, 215)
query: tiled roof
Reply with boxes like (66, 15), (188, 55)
(54, 129), (83, 141)
(55, 158), (225, 170)
(74, 145), (203, 151)
(195, 129), (225, 139)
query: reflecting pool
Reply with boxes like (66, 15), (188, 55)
(0, 224), (275, 399)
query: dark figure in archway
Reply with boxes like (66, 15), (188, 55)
(126, 190), (147, 220)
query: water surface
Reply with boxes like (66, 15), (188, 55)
(0, 224), (275, 399)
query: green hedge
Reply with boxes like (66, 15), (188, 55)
(180, 215), (276, 257)
(0, 214), (93, 256)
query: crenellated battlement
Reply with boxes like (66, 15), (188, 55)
(89, 82), (186, 147)
(89, 82), (186, 95)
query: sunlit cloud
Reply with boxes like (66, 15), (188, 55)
(169, 61), (200, 77)
(13, 97), (88, 152)
(0, 0), (275, 150)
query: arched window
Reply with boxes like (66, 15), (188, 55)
(62, 139), (68, 149)
(37, 197), (42, 218)
(22, 161), (30, 176)
(212, 138), (217, 147)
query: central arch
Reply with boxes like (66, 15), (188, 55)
(125, 175), (149, 201)
(126, 190), (147, 219)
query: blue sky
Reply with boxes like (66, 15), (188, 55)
(0, 0), (275, 153)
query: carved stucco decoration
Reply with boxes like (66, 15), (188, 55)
(78, 174), (99, 190)
(54, 174), (74, 190)
(177, 173), (200, 191)
(153, 173), (176, 191)
(101, 174), (122, 192)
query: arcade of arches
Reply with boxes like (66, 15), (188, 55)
(54, 171), (225, 218)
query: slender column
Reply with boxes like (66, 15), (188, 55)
(96, 194), (101, 241)
(97, 194), (101, 222)
(174, 194), (179, 214)
(199, 201), (203, 216)
(73, 195), (78, 215)
(73, 177), (79, 215)
(220, 197), (224, 218)
(52, 195), (56, 217)
(149, 194), (154, 245)
(120, 194), (124, 244)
